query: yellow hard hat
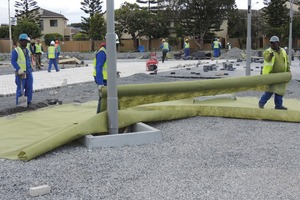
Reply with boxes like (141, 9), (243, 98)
(185, 38), (188, 41)
(162, 39), (165, 42)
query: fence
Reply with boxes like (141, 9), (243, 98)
(1, 37), (296, 54)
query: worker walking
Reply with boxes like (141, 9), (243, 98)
(183, 39), (190, 58)
(258, 36), (290, 110)
(47, 41), (60, 72)
(11, 33), (34, 107)
(93, 42), (107, 113)
(212, 38), (221, 57)
(160, 39), (171, 63)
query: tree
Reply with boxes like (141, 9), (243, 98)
(115, 3), (148, 50)
(80, 0), (105, 51)
(0, 26), (11, 39)
(44, 33), (63, 46)
(262, 0), (289, 40)
(13, 18), (41, 42)
(15, 0), (40, 23)
(227, 9), (247, 48)
(165, 0), (236, 50)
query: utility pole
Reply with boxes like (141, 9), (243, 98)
(106, 0), (118, 134)
(246, 0), (252, 76)
(288, 0), (294, 62)
(8, 0), (13, 52)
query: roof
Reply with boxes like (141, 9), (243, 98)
(39, 8), (68, 20)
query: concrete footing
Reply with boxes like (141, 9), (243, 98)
(78, 122), (162, 149)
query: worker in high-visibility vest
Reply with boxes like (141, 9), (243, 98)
(47, 41), (60, 72)
(11, 33), (34, 107)
(212, 38), (221, 57)
(184, 38), (190, 58)
(35, 38), (43, 70)
(160, 39), (171, 63)
(93, 42), (107, 113)
(258, 36), (290, 110)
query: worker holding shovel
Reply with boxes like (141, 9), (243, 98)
(11, 33), (34, 107)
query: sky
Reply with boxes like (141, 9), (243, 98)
(0, 0), (265, 25)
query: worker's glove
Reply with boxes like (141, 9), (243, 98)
(17, 69), (25, 75)
(270, 52), (274, 58)
(98, 85), (104, 97)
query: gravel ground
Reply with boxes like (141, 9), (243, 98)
(1, 63), (300, 199)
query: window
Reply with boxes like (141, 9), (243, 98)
(39, 20), (44, 31)
(50, 20), (58, 27)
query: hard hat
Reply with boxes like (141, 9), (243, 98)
(100, 42), (106, 48)
(185, 39), (188, 42)
(27, 37), (31, 41)
(162, 39), (165, 42)
(19, 33), (29, 41)
(50, 41), (55, 45)
(270, 36), (279, 42)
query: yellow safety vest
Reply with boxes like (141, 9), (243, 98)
(263, 47), (288, 74)
(93, 47), (107, 80)
(162, 42), (169, 50)
(26, 43), (31, 56)
(184, 42), (189, 49)
(15, 47), (27, 71)
(35, 43), (42, 53)
(213, 41), (219, 48)
(48, 46), (56, 59)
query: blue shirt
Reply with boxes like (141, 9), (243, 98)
(11, 47), (32, 73)
(95, 50), (107, 85)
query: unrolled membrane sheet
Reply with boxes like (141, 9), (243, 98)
(100, 72), (291, 112)
(1, 97), (300, 161)
(0, 72), (296, 161)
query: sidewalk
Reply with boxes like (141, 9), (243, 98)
(1, 58), (299, 97)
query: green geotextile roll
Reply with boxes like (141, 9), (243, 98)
(100, 72), (291, 111)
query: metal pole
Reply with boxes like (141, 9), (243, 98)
(8, 0), (12, 52)
(288, 0), (294, 62)
(246, 0), (252, 76)
(106, 0), (118, 134)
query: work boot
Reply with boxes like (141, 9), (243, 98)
(275, 106), (288, 110)
(258, 103), (264, 109)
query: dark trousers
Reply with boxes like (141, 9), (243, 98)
(162, 50), (168, 63)
(259, 92), (283, 108)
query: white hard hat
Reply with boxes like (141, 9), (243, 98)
(270, 36), (279, 42)
(50, 41), (55, 45)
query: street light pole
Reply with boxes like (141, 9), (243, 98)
(246, 0), (252, 76)
(288, 0), (294, 62)
(106, 0), (118, 134)
(8, 0), (12, 52)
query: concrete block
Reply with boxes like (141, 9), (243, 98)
(29, 185), (51, 197)
(79, 122), (162, 149)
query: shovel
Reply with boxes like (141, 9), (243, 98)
(96, 91), (102, 114)
(18, 75), (27, 107)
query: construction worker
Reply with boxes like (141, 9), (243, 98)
(212, 38), (221, 57)
(55, 40), (61, 61)
(29, 39), (36, 69)
(183, 38), (190, 58)
(47, 41), (60, 72)
(93, 42), (107, 113)
(11, 33), (34, 107)
(258, 36), (290, 110)
(35, 38), (43, 70)
(160, 39), (171, 63)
